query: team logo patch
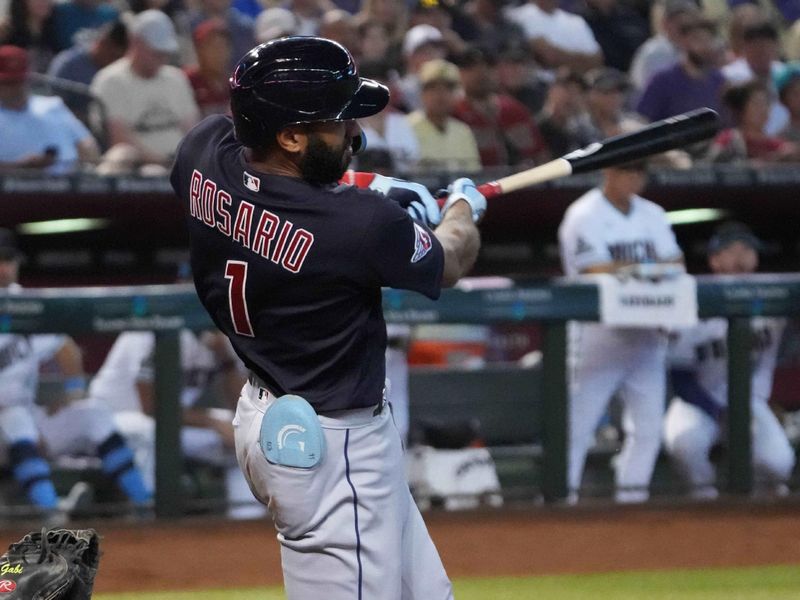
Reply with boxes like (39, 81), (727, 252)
(0, 580), (17, 593)
(243, 171), (261, 192)
(411, 222), (432, 263)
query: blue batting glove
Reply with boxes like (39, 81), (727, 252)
(367, 174), (442, 227)
(442, 178), (486, 223)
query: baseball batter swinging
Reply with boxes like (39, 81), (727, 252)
(170, 37), (485, 599)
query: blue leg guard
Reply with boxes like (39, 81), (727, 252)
(98, 432), (152, 504)
(10, 440), (58, 510)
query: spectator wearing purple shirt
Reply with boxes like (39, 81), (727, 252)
(636, 17), (726, 124)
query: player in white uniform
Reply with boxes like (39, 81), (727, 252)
(0, 229), (151, 520)
(88, 328), (267, 519)
(558, 160), (684, 503)
(663, 222), (795, 499)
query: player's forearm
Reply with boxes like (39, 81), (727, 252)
(435, 202), (481, 287)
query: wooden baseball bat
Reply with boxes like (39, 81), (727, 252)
(477, 107), (721, 198)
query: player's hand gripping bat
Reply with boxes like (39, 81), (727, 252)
(476, 107), (721, 199)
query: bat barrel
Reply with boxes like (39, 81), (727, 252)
(566, 107), (721, 174)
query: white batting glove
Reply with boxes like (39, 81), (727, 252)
(442, 178), (486, 223)
(365, 173), (442, 227)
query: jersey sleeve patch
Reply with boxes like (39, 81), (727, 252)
(411, 222), (433, 263)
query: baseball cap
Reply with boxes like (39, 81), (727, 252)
(130, 9), (179, 53)
(0, 228), (21, 261)
(193, 17), (229, 46)
(419, 58), (460, 88)
(402, 24), (444, 58)
(585, 66), (630, 92)
(254, 7), (299, 44)
(0, 45), (29, 84)
(707, 222), (762, 256)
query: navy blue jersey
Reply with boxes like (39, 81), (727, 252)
(170, 115), (444, 412)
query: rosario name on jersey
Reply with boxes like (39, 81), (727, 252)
(669, 317), (786, 408)
(170, 115), (445, 413)
(558, 188), (682, 276)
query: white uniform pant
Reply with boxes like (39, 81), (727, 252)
(663, 397), (795, 498)
(385, 346), (410, 443)
(0, 400), (117, 455)
(113, 409), (265, 519)
(568, 323), (668, 503)
(235, 379), (453, 600)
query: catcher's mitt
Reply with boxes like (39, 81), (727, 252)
(0, 528), (101, 600)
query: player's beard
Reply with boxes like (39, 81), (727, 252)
(299, 134), (351, 185)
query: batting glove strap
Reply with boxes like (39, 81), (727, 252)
(442, 178), (486, 223)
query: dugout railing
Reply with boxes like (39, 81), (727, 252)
(1, 274), (799, 517)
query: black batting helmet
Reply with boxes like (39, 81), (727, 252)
(229, 36), (390, 150)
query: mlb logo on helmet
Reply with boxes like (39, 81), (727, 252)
(411, 222), (432, 263)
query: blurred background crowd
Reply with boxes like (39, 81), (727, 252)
(3, 0), (800, 177)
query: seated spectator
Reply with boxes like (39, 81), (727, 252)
(629, 0), (699, 92)
(505, 0), (603, 73)
(254, 7), (299, 45)
(495, 41), (549, 116)
(583, 66), (645, 140)
(396, 23), (448, 112)
(178, 0), (254, 72)
(407, 0), (466, 57)
(357, 60), (420, 175)
(355, 0), (409, 60)
(287, 0), (329, 36)
(0, 45), (100, 173)
(46, 18), (127, 126)
(0, 0), (60, 73)
(776, 65), (800, 142)
(184, 18), (230, 118)
(452, 45), (548, 168)
(454, 0), (527, 56)
(406, 58), (481, 174)
(357, 18), (395, 67)
(707, 81), (800, 163)
(585, 65), (693, 168)
(318, 8), (359, 59)
(636, 17), (726, 125)
(582, 0), (650, 73)
(536, 67), (595, 158)
(722, 20), (788, 135)
(91, 10), (200, 175)
(51, 0), (118, 52)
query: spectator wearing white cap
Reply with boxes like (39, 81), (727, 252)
(90, 9), (200, 174)
(396, 23), (448, 111)
(254, 6), (299, 44)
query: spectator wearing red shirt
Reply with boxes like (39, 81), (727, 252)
(184, 18), (230, 117)
(452, 45), (548, 168)
(707, 81), (800, 163)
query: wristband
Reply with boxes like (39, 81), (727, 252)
(63, 376), (87, 394)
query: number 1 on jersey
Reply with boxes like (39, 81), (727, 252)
(225, 260), (255, 337)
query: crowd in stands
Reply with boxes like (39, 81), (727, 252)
(3, 0), (800, 176)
